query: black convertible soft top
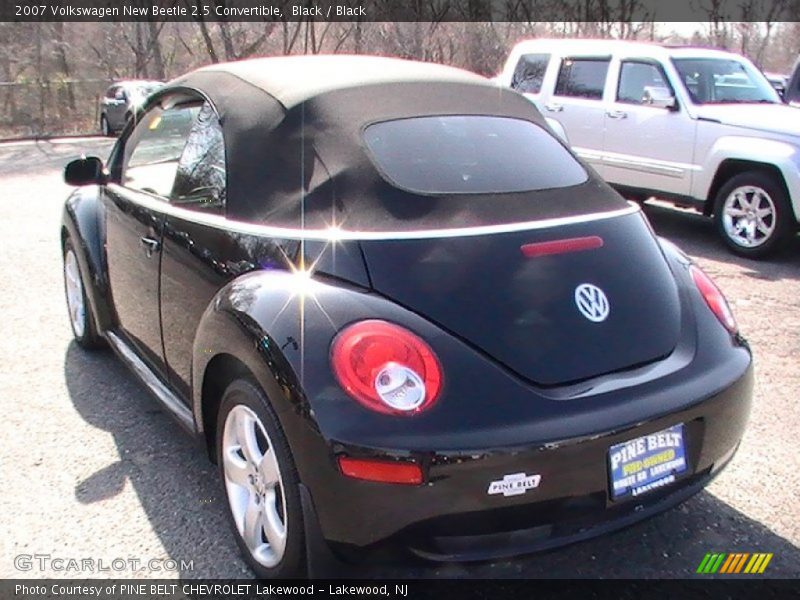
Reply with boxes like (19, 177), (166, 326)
(166, 55), (626, 232)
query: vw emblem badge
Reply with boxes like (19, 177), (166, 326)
(575, 283), (610, 322)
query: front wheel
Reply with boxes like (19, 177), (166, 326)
(713, 171), (795, 259)
(63, 238), (104, 349)
(216, 379), (306, 578)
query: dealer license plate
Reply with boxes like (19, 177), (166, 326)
(608, 424), (687, 500)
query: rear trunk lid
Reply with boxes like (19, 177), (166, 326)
(360, 210), (681, 386)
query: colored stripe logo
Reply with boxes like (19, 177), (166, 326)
(696, 553), (773, 574)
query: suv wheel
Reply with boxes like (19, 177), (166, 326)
(714, 171), (794, 258)
(216, 379), (306, 578)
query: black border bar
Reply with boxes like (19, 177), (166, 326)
(3, 0), (800, 23)
(4, 579), (800, 600)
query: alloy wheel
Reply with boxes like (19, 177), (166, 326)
(64, 249), (86, 338)
(721, 185), (777, 249)
(221, 404), (288, 568)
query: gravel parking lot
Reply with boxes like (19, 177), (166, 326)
(1, 138), (798, 580)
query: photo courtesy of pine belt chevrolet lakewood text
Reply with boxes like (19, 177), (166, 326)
(61, 55), (753, 578)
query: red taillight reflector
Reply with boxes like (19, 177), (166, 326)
(330, 320), (442, 415)
(520, 236), (604, 258)
(338, 457), (423, 485)
(690, 265), (737, 334)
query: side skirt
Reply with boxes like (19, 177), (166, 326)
(105, 330), (196, 433)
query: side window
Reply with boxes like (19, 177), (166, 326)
(511, 53), (550, 94)
(172, 103), (226, 213)
(105, 86), (119, 99)
(122, 104), (199, 197)
(617, 61), (671, 105)
(555, 57), (610, 100)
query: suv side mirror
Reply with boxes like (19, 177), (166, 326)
(65, 156), (107, 186)
(642, 86), (677, 110)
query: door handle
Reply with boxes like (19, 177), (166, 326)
(606, 110), (628, 119)
(140, 236), (161, 258)
(544, 103), (564, 112)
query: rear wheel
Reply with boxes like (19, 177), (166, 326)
(714, 171), (794, 258)
(216, 379), (305, 578)
(63, 238), (103, 349)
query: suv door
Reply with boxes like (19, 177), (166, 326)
(602, 59), (696, 196)
(104, 100), (199, 376)
(543, 55), (611, 174)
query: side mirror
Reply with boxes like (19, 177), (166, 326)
(642, 86), (677, 110)
(64, 156), (106, 186)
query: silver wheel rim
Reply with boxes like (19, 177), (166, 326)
(721, 185), (777, 248)
(222, 404), (288, 568)
(64, 249), (86, 339)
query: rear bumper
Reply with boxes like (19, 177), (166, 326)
(304, 362), (753, 561)
(406, 449), (735, 562)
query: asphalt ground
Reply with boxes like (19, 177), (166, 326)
(0, 138), (798, 580)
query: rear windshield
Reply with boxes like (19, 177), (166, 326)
(363, 116), (587, 195)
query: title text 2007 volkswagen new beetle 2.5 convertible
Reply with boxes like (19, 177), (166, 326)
(61, 56), (753, 578)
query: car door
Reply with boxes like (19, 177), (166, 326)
(159, 102), (233, 400)
(542, 55), (611, 175)
(107, 87), (130, 130)
(102, 86), (121, 124)
(602, 59), (697, 196)
(104, 100), (199, 376)
(787, 57), (800, 105)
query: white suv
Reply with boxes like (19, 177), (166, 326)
(498, 39), (800, 258)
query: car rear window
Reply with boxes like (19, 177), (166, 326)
(363, 116), (587, 195)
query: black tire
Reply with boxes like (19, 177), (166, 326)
(713, 170), (794, 259)
(63, 238), (104, 349)
(216, 378), (306, 579)
(100, 114), (113, 137)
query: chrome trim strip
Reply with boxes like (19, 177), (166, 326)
(574, 148), (604, 164)
(602, 154), (698, 179)
(107, 184), (640, 241)
(105, 330), (195, 432)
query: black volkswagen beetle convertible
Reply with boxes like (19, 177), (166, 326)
(61, 56), (753, 577)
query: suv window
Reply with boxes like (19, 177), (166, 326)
(673, 58), (778, 104)
(172, 103), (226, 213)
(617, 61), (671, 104)
(363, 115), (587, 194)
(511, 53), (550, 94)
(105, 86), (119, 100)
(122, 104), (199, 197)
(555, 57), (610, 99)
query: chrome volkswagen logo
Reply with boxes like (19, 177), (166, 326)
(575, 283), (610, 322)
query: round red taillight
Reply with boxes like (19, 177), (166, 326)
(690, 265), (738, 334)
(330, 320), (443, 415)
